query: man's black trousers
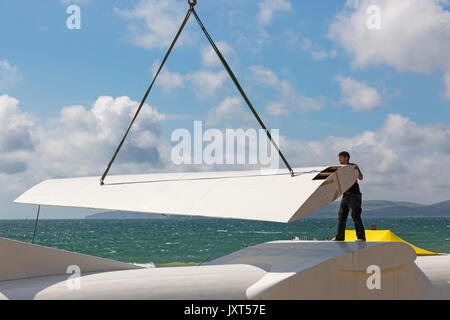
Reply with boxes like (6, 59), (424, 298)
(335, 193), (366, 241)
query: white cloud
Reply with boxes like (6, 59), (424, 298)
(116, 0), (190, 49)
(444, 72), (450, 100)
(297, 37), (312, 51)
(1, 95), (449, 204)
(257, 0), (292, 26)
(265, 102), (289, 117)
(154, 64), (228, 98)
(311, 49), (337, 61)
(206, 96), (252, 126)
(283, 113), (450, 203)
(0, 95), (34, 179)
(0, 60), (21, 89)
(251, 65), (324, 116)
(201, 42), (234, 67)
(329, 0), (450, 96)
(185, 71), (228, 98)
(329, 0), (450, 72)
(159, 69), (185, 91)
(0, 95), (166, 192)
(0, 95), (33, 153)
(287, 33), (337, 61)
(152, 62), (185, 92)
(251, 65), (280, 87)
(334, 75), (383, 111)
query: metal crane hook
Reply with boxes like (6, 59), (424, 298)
(188, 0), (197, 7)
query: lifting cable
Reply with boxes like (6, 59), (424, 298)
(100, 0), (294, 186)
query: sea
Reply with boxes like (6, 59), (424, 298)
(0, 217), (449, 267)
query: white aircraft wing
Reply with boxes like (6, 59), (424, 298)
(14, 166), (358, 223)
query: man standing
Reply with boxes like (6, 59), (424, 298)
(335, 151), (366, 242)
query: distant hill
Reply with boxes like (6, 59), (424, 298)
(311, 200), (450, 218)
(85, 200), (450, 219)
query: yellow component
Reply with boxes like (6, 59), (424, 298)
(341, 230), (438, 256)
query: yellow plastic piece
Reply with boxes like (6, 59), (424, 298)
(341, 230), (438, 256)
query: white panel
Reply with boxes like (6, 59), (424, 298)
(2, 241), (443, 300)
(0, 237), (141, 282)
(14, 166), (358, 223)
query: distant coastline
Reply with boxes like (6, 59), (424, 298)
(85, 199), (450, 219)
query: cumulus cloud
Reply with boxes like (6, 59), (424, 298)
(37, 96), (165, 177)
(185, 71), (228, 98)
(283, 113), (450, 203)
(154, 66), (185, 92)
(257, 0), (292, 26)
(201, 41), (234, 67)
(329, 0), (450, 98)
(0, 95), (166, 191)
(116, 0), (190, 49)
(251, 65), (324, 116)
(0, 95), (34, 153)
(0, 60), (21, 89)
(0, 95), (34, 177)
(206, 96), (252, 126)
(329, 0), (450, 72)
(1, 94), (449, 204)
(153, 63), (228, 98)
(334, 75), (383, 111)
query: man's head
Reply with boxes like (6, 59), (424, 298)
(338, 151), (350, 164)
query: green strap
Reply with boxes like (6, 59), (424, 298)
(100, 6), (294, 186)
(100, 9), (192, 185)
(191, 8), (294, 177)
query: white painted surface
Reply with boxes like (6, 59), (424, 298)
(2, 240), (446, 300)
(14, 166), (358, 223)
(0, 237), (141, 282)
(0, 265), (266, 300)
(415, 255), (450, 299)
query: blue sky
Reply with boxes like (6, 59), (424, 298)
(1, 0), (449, 218)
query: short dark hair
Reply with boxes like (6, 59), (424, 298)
(338, 151), (350, 159)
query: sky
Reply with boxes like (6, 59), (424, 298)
(0, 0), (449, 219)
